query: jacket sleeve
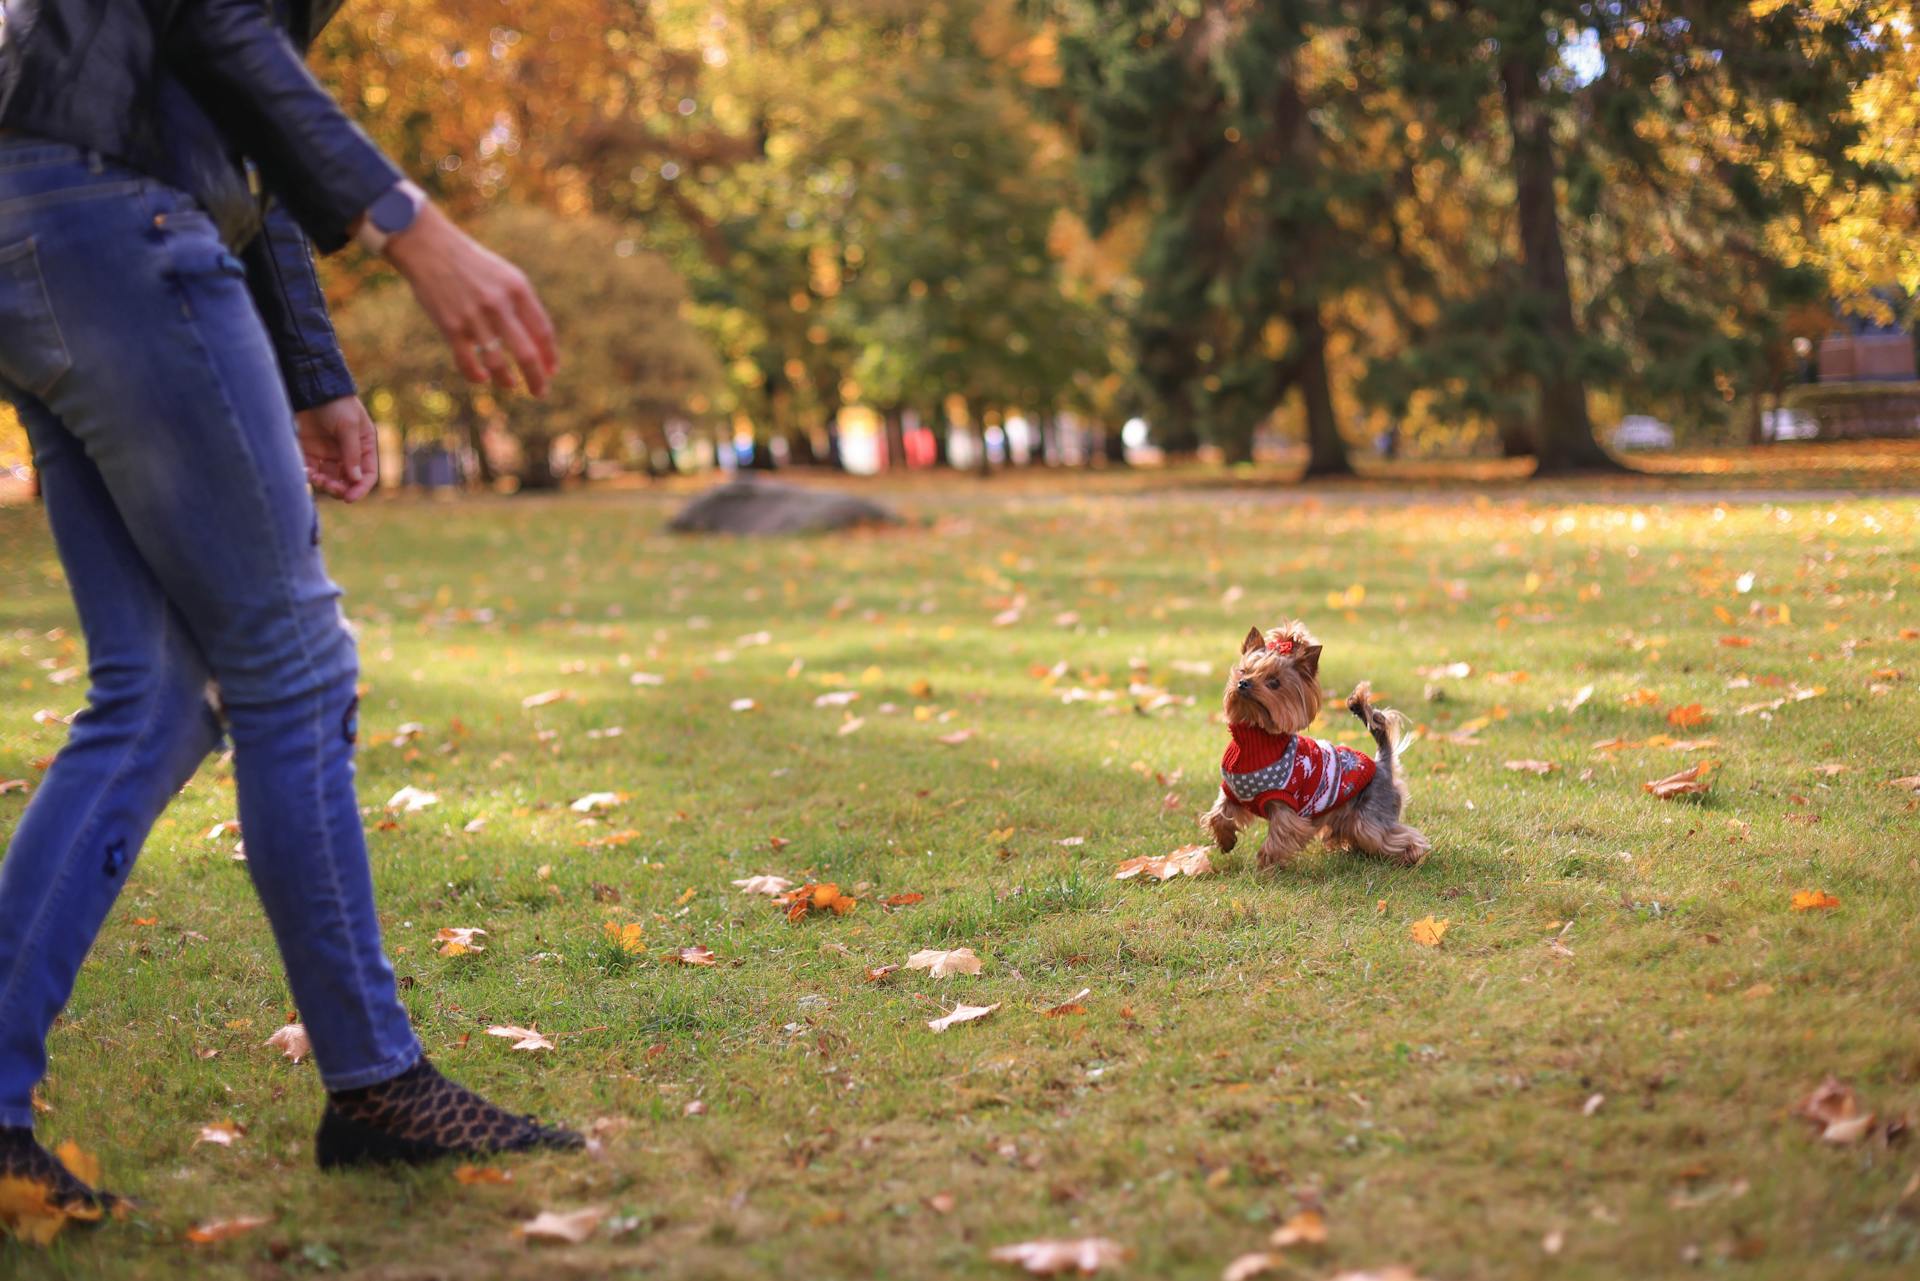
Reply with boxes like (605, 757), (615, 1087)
(165, 0), (403, 253)
(242, 201), (357, 411)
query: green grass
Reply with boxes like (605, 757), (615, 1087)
(1, 480), (1916, 1280)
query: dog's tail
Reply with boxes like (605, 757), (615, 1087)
(1348, 682), (1415, 759)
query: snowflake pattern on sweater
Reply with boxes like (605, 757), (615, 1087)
(1220, 723), (1376, 819)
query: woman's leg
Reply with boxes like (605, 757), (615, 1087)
(0, 151), (573, 1170)
(0, 396), (219, 1210)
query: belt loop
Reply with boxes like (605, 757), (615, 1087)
(85, 148), (105, 175)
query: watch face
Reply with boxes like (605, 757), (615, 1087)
(372, 186), (419, 235)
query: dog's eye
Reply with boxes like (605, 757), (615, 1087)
(1265, 678), (1280, 689)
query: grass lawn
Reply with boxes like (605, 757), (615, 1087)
(1, 477), (1916, 1280)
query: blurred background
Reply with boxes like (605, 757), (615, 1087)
(2, 0), (1916, 494)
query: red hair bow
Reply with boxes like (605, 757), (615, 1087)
(1266, 636), (1294, 656)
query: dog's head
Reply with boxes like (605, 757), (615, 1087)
(1224, 623), (1322, 735)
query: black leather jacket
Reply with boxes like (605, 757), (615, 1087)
(0, 0), (402, 409)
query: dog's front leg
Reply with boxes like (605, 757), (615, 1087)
(1255, 804), (1314, 871)
(1201, 789), (1254, 853)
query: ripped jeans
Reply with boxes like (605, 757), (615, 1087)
(0, 141), (419, 1126)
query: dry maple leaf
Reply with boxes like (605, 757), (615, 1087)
(385, 784), (439, 813)
(486, 1025), (555, 1052)
(603, 921), (645, 955)
(453, 1164), (512, 1185)
(1665, 703), (1710, 728)
(732, 874), (793, 896)
(906, 947), (984, 978)
(1889, 775), (1920, 793)
(185, 1214), (272, 1244)
(519, 689), (571, 708)
(1796, 1076), (1877, 1144)
(988, 1238), (1128, 1275)
(866, 964), (900, 982)
(1045, 989), (1092, 1017)
(1114, 845), (1214, 882)
(669, 946), (717, 966)
(569, 791), (623, 813)
(1409, 916), (1449, 948)
(435, 926), (488, 957)
(928, 1002), (1000, 1032)
(519, 1205), (607, 1245)
(1503, 759), (1556, 775)
(195, 1120), (244, 1146)
(1269, 1208), (1328, 1246)
(1791, 889), (1840, 912)
(264, 1022), (310, 1064)
(883, 892), (925, 908)
(1223, 1253), (1286, 1281)
(779, 882), (857, 921)
(1644, 761), (1716, 799)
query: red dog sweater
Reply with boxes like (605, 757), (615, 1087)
(1221, 723), (1376, 819)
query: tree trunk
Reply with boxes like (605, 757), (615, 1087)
(1219, 424), (1255, 466)
(1104, 422), (1130, 466)
(460, 398), (497, 487)
(1296, 307), (1353, 478)
(1499, 56), (1622, 475)
(932, 412), (952, 468)
(883, 406), (908, 472)
(1497, 411), (1538, 458)
(518, 433), (561, 490)
(967, 398), (991, 477)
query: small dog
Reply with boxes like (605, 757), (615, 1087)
(1200, 623), (1430, 870)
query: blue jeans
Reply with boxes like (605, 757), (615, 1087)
(0, 140), (420, 1126)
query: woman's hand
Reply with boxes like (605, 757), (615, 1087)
(296, 395), (380, 503)
(384, 203), (558, 396)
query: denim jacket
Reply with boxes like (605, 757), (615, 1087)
(0, 0), (400, 409)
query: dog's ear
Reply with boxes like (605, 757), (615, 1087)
(1296, 644), (1323, 678)
(1241, 626), (1266, 655)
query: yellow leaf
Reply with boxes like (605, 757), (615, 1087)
(1409, 916), (1449, 948)
(1791, 889), (1840, 912)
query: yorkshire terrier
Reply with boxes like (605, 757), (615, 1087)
(1200, 623), (1430, 870)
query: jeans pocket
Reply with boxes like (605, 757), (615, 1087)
(0, 237), (72, 398)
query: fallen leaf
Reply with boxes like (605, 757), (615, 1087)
(814, 690), (860, 707)
(185, 1214), (272, 1244)
(937, 729), (977, 746)
(1503, 759), (1556, 775)
(1114, 845), (1214, 882)
(569, 791), (623, 813)
(486, 1025), (554, 1052)
(520, 689), (572, 708)
(684, 1099), (708, 1116)
(729, 698), (759, 712)
(195, 1120), (244, 1147)
(1326, 1270), (1432, 1281)
(1562, 684), (1594, 712)
(1888, 775), (1920, 793)
(454, 1164), (513, 1185)
(668, 946), (717, 966)
(1582, 1093), (1606, 1117)
(883, 892), (925, 908)
(733, 875), (794, 896)
(435, 926), (488, 957)
(1666, 703), (1710, 728)
(865, 964), (900, 982)
(1796, 1076), (1877, 1143)
(385, 785), (439, 813)
(1269, 1208), (1328, 1247)
(988, 1237), (1127, 1274)
(519, 1205), (608, 1245)
(1223, 1253), (1285, 1281)
(1791, 889), (1840, 912)
(1409, 916), (1449, 948)
(0, 779), (28, 796)
(906, 947), (984, 978)
(264, 1022), (310, 1063)
(603, 921), (645, 955)
(1045, 989), (1092, 1017)
(1644, 761), (1716, 799)
(779, 882), (858, 921)
(928, 1002), (1000, 1032)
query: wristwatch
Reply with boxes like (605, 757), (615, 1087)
(353, 179), (428, 254)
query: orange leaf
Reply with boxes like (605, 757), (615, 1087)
(1645, 761), (1716, 799)
(453, 1163), (513, 1185)
(186, 1214), (272, 1244)
(1409, 916), (1449, 948)
(1791, 889), (1840, 912)
(1665, 703), (1710, 728)
(883, 892), (925, 908)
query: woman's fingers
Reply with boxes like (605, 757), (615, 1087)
(512, 281), (559, 381)
(491, 307), (550, 397)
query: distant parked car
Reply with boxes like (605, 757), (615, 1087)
(1761, 407), (1819, 441)
(1612, 415), (1675, 451)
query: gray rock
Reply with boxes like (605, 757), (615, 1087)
(667, 478), (900, 535)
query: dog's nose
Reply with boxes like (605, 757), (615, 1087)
(1236, 679), (1252, 693)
